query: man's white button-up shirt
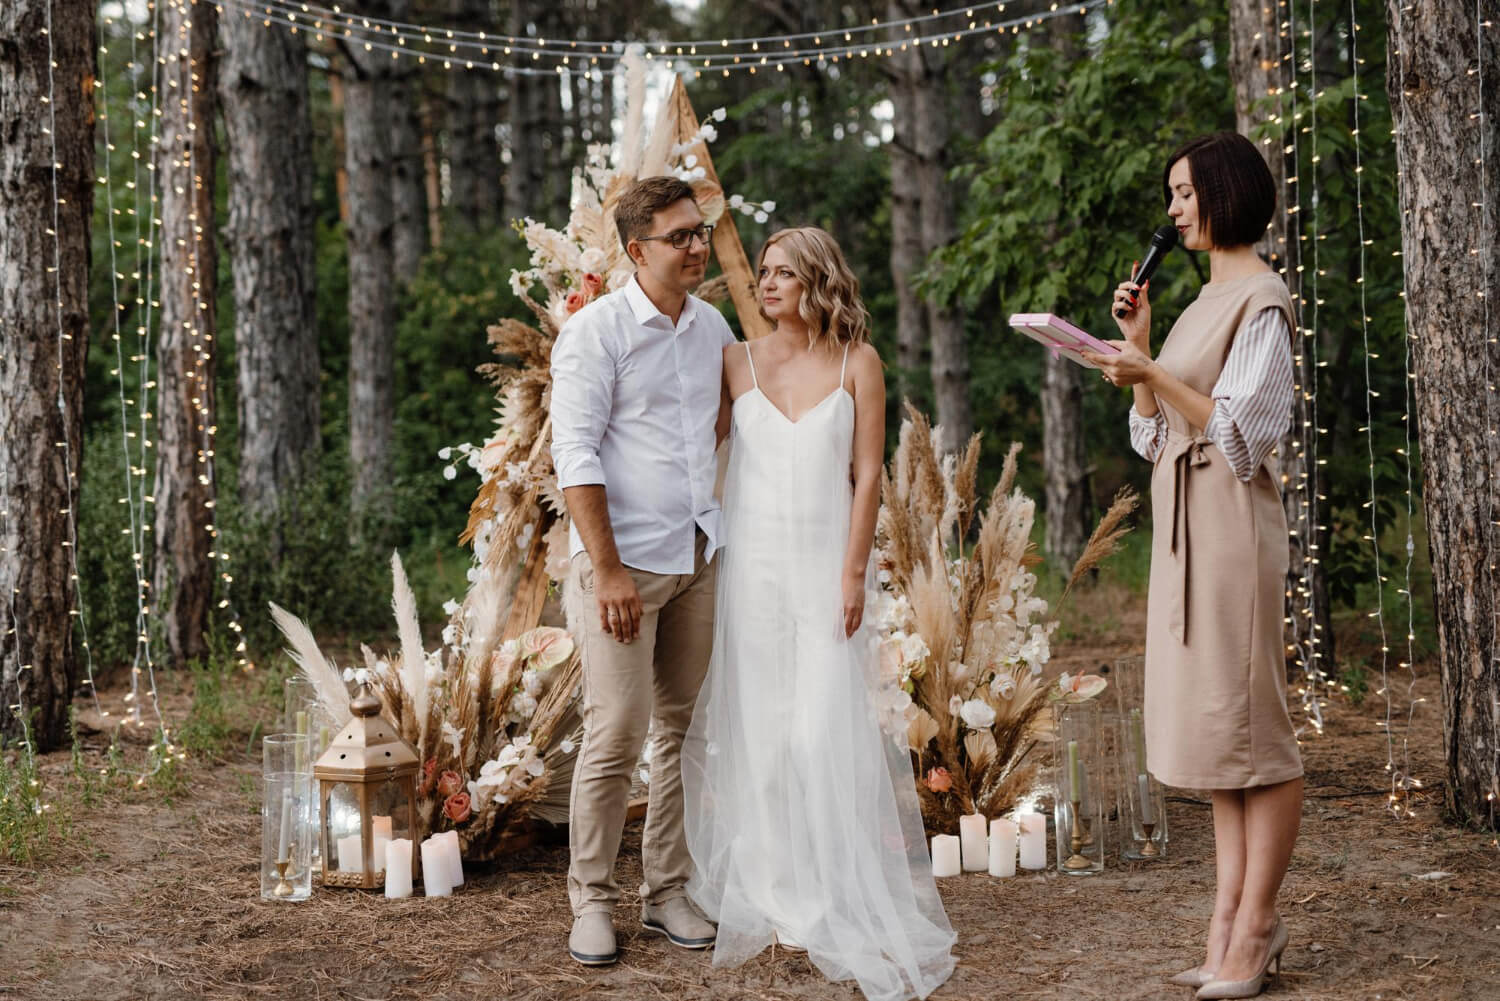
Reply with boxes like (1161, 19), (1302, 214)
(549, 275), (735, 574)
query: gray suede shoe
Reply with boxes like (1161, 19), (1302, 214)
(641, 897), (716, 950)
(569, 912), (618, 966)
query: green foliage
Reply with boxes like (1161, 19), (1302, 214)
(0, 735), (65, 866)
(1337, 661), (1371, 706)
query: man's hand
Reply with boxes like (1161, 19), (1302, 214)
(595, 564), (642, 643)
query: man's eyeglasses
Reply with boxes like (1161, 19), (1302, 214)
(637, 223), (715, 251)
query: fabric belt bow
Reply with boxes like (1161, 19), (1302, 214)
(1161, 430), (1212, 645)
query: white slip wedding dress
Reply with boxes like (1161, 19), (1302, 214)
(682, 342), (956, 1001)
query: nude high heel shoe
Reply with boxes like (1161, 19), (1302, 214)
(1166, 965), (1215, 988)
(1195, 918), (1288, 1000)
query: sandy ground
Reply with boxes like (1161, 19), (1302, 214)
(2, 631), (1498, 1001)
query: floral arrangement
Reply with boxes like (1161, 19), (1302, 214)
(871, 405), (1137, 833)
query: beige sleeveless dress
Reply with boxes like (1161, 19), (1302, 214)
(1143, 272), (1304, 790)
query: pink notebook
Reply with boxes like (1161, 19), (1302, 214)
(1008, 313), (1119, 370)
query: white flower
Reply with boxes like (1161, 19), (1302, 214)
(698, 123), (718, 142)
(438, 446), (453, 460)
(729, 193), (744, 209)
(753, 210), (768, 224)
(638, 767), (652, 785)
(762, 200), (776, 212)
(949, 659), (970, 684)
(683, 154), (698, 168)
(579, 247), (606, 273)
(899, 632), (929, 666)
(443, 465), (457, 481)
(712, 107), (727, 121)
(341, 666), (373, 686)
(440, 720), (464, 760)
(991, 671), (1017, 700)
(441, 623), (458, 648)
(507, 689), (539, 722)
(877, 567), (891, 584)
(959, 698), (997, 730)
(560, 739), (576, 754)
(948, 694), (963, 716)
(442, 599), (461, 616)
(522, 668), (542, 697)
(525, 757), (545, 777)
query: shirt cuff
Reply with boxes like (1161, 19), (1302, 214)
(553, 451), (607, 489)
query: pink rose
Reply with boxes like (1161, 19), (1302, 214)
(582, 272), (604, 296)
(436, 770), (463, 798)
(442, 791), (472, 824)
(926, 767), (952, 793)
(565, 290), (589, 315)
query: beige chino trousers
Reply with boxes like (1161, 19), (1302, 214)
(566, 532), (716, 916)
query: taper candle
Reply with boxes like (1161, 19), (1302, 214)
(1067, 740), (1081, 801)
(1138, 773), (1155, 825)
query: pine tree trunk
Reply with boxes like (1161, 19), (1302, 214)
(1040, 12), (1090, 572)
(891, 0), (970, 454)
(390, 17), (429, 279)
(342, 5), (398, 522)
(0, 0), (94, 749)
(444, 0), (499, 231)
(886, 44), (928, 406)
(504, 1), (545, 224)
(153, 0), (219, 664)
(1229, 0), (1335, 682)
(1387, 0), (1500, 826)
(220, 10), (321, 519)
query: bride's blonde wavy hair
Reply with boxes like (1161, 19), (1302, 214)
(756, 227), (870, 351)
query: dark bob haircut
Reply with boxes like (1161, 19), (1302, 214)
(615, 176), (697, 253)
(1163, 132), (1276, 249)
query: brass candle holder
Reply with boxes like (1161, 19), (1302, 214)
(1140, 823), (1159, 857)
(1063, 799), (1093, 870)
(273, 853), (295, 897)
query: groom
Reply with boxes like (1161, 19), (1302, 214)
(549, 176), (734, 966)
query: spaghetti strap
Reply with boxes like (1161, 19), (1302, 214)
(744, 341), (759, 388)
(839, 342), (850, 390)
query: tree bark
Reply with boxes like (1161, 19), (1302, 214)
(1040, 12), (1091, 572)
(1229, 0), (1335, 682)
(0, 0), (94, 749)
(444, 0), (499, 231)
(504, 1), (545, 224)
(342, 3), (398, 522)
(152, 0), (219, 664)
(390, 22), (429, 278)
(886, 39), (928, 407)
(1388, 0), (1499, 826)
(890, 0), (970, 454)
(220, 8), (321, 519)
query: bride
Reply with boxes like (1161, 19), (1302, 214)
(682, 227), (956, 1001)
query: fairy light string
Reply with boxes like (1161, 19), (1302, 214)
(211, 0), (1112, 77)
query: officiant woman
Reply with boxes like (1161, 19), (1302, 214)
(1083, 131), (1303, 1001)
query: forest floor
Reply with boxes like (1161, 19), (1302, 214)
(2, 590), (1498, 1001)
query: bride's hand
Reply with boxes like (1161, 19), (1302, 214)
(842, 570), (865, 639)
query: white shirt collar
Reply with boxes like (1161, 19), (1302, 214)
(625, 274), (699, 334)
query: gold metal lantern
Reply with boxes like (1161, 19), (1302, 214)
(314, 681), (421, 890)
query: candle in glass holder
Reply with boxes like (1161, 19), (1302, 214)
(959, 813), (988, 872)
(1067, 740), (1081, 802)
(384, 839), (413, 898)
(1017, 811), (1047, 870)
(930, 834), (961, 877)
(337, 834), (365, 872)
(1138, 774), (1156, 825)
(276, 788), (293, 862)
(988, 818), (1017, 877)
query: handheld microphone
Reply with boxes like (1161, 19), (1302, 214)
(1115, 225), (1179, 317)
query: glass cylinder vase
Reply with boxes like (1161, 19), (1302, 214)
(284, 679), (336, 871)
(1118, 707), (1169, 860)
(261, 769), (314, 900)
(1052, 700), (1104, 875)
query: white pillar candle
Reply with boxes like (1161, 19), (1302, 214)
(371, 815), (393, 838)
(988, 818), (1017, 877)
(1017, 811), (1047, 870)
(1137, 774), (1156, 825)
(372, 834), (390, 873)
(930, 834), (961, 878)
(420, 837), (452, 897)
(337, 834), (365, 872)
(384, 839), (413, 898)
(959, 813), (988, 872)
(439, 830), (464, 888)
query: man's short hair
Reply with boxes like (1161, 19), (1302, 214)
(615, 176), (698, 253)
(1163, 132), (1276, 249)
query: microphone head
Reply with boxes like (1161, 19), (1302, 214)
(1150, 224), (1179, 251)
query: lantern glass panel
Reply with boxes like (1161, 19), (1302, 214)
(325, 782), (365, 874)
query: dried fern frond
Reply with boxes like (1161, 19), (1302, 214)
(1059, 486), (1141, 604)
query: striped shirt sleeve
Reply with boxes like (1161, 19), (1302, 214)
(1204, 307), (1294, 482)
(1128, 405), (1167, 463)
